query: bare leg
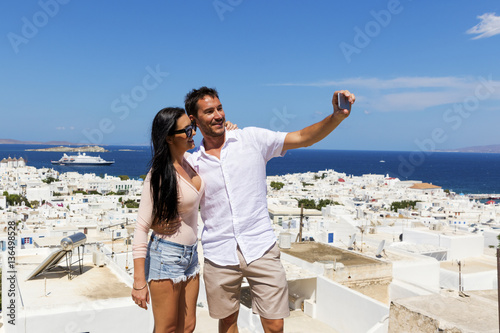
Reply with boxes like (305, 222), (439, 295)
(150, 279), (181, 333)
(260, 317), (284, 333)
(176, 274), (200, 333)
(219, 310), (239, 333)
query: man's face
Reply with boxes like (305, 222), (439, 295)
(192, 95), (226, 138)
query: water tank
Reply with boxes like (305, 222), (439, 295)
(60, 232), (87, 251)
(278, 232), (291, 249)
(93, 251), (105, 267)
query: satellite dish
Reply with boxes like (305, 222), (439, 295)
(347, 233), (356, 250)
(375, 240), (385, 258)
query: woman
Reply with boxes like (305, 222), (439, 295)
(131, 107), (204, 333)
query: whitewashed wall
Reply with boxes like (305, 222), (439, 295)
(391, 255), (440, 291)
(315, 275), (389, 333)
(440, 268), (498, 291)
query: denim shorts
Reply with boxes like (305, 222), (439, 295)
(144, 233), (200, 284)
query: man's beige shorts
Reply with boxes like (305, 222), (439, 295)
(203, 243), (290, 320)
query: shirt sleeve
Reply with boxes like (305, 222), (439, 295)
(246, 127), (288, 162)
(132, 172), (153, 259)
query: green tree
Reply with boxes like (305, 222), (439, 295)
(139, 174), (147, 181)
(5, 193), (30, 206)
(119, 175), (130, 181)
(124, 199), (139, 209)
(296, 199), (316, 209)
(42, 176), (59, 184)
(73, 190), (87, 195)
(296, 198), (338, 210)
(270, 181), (284, 190)
(317, 199), (333, 210)
(390, 200), (420, 212)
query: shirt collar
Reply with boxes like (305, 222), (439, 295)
(198, 130), (239, 158)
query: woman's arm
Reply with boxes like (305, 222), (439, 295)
(131, 173), (153, 309)
(131, 258), (149, 309)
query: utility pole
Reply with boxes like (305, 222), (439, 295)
(111, 229), (114, 258)
(497, 247), (499, 331)
(295, 204), (304, 243)
(458, 260), (462, 292)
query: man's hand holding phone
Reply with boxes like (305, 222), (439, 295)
(333, 90), (355, 119)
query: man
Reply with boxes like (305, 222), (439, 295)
(184, 87), (354, 333)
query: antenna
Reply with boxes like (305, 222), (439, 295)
(375, 240), (385, 258)
(347, 233), (356, 250)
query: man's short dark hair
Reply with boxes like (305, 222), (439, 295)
(184, 86), (219, 118)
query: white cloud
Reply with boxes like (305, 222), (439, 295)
(269, 76), (471, 89)
(56, 126), (65, 130)
(377, 91), (464, 111)
(269, 76), (500, 112)
(466, 13), (500, 39)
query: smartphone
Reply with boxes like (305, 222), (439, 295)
(338, 93), (351, 111)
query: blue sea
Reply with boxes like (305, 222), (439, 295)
(1, 145), (499, 195)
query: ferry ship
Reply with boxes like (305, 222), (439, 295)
(51, 152), (115, 166)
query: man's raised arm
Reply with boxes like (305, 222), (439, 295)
(283, 90), (355, 151)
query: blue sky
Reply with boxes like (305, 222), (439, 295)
(1, 0), (499, 151)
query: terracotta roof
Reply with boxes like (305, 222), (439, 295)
(0, 158), (7, 163)
(410, 182), (442, 189)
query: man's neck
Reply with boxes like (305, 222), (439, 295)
(202, 132), (226, 159)
(202, 132), (226, 151)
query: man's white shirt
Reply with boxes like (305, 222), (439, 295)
(187, 127), (287, 266)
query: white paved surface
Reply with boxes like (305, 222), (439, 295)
(194, 308), (339, 333)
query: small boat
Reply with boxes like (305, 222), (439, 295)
(51, 153), (114, 166)
(379, 160), (385, 163)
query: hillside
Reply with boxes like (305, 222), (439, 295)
(436, 144), (500, 153)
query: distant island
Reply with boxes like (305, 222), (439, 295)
(0, 138), (95, 145)
(26, 145), (109, 152)
(435, 144), (500, 154)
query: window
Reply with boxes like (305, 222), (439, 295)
(21, 237), (32, 245)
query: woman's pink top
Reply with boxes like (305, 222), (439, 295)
(132, 165), (205, 259)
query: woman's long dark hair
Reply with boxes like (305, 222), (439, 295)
(149, 107), (185, 226)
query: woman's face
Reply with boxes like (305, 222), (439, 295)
(168, 114), (196, 152)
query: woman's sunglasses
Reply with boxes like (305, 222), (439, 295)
(172, 123), (197, 138)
